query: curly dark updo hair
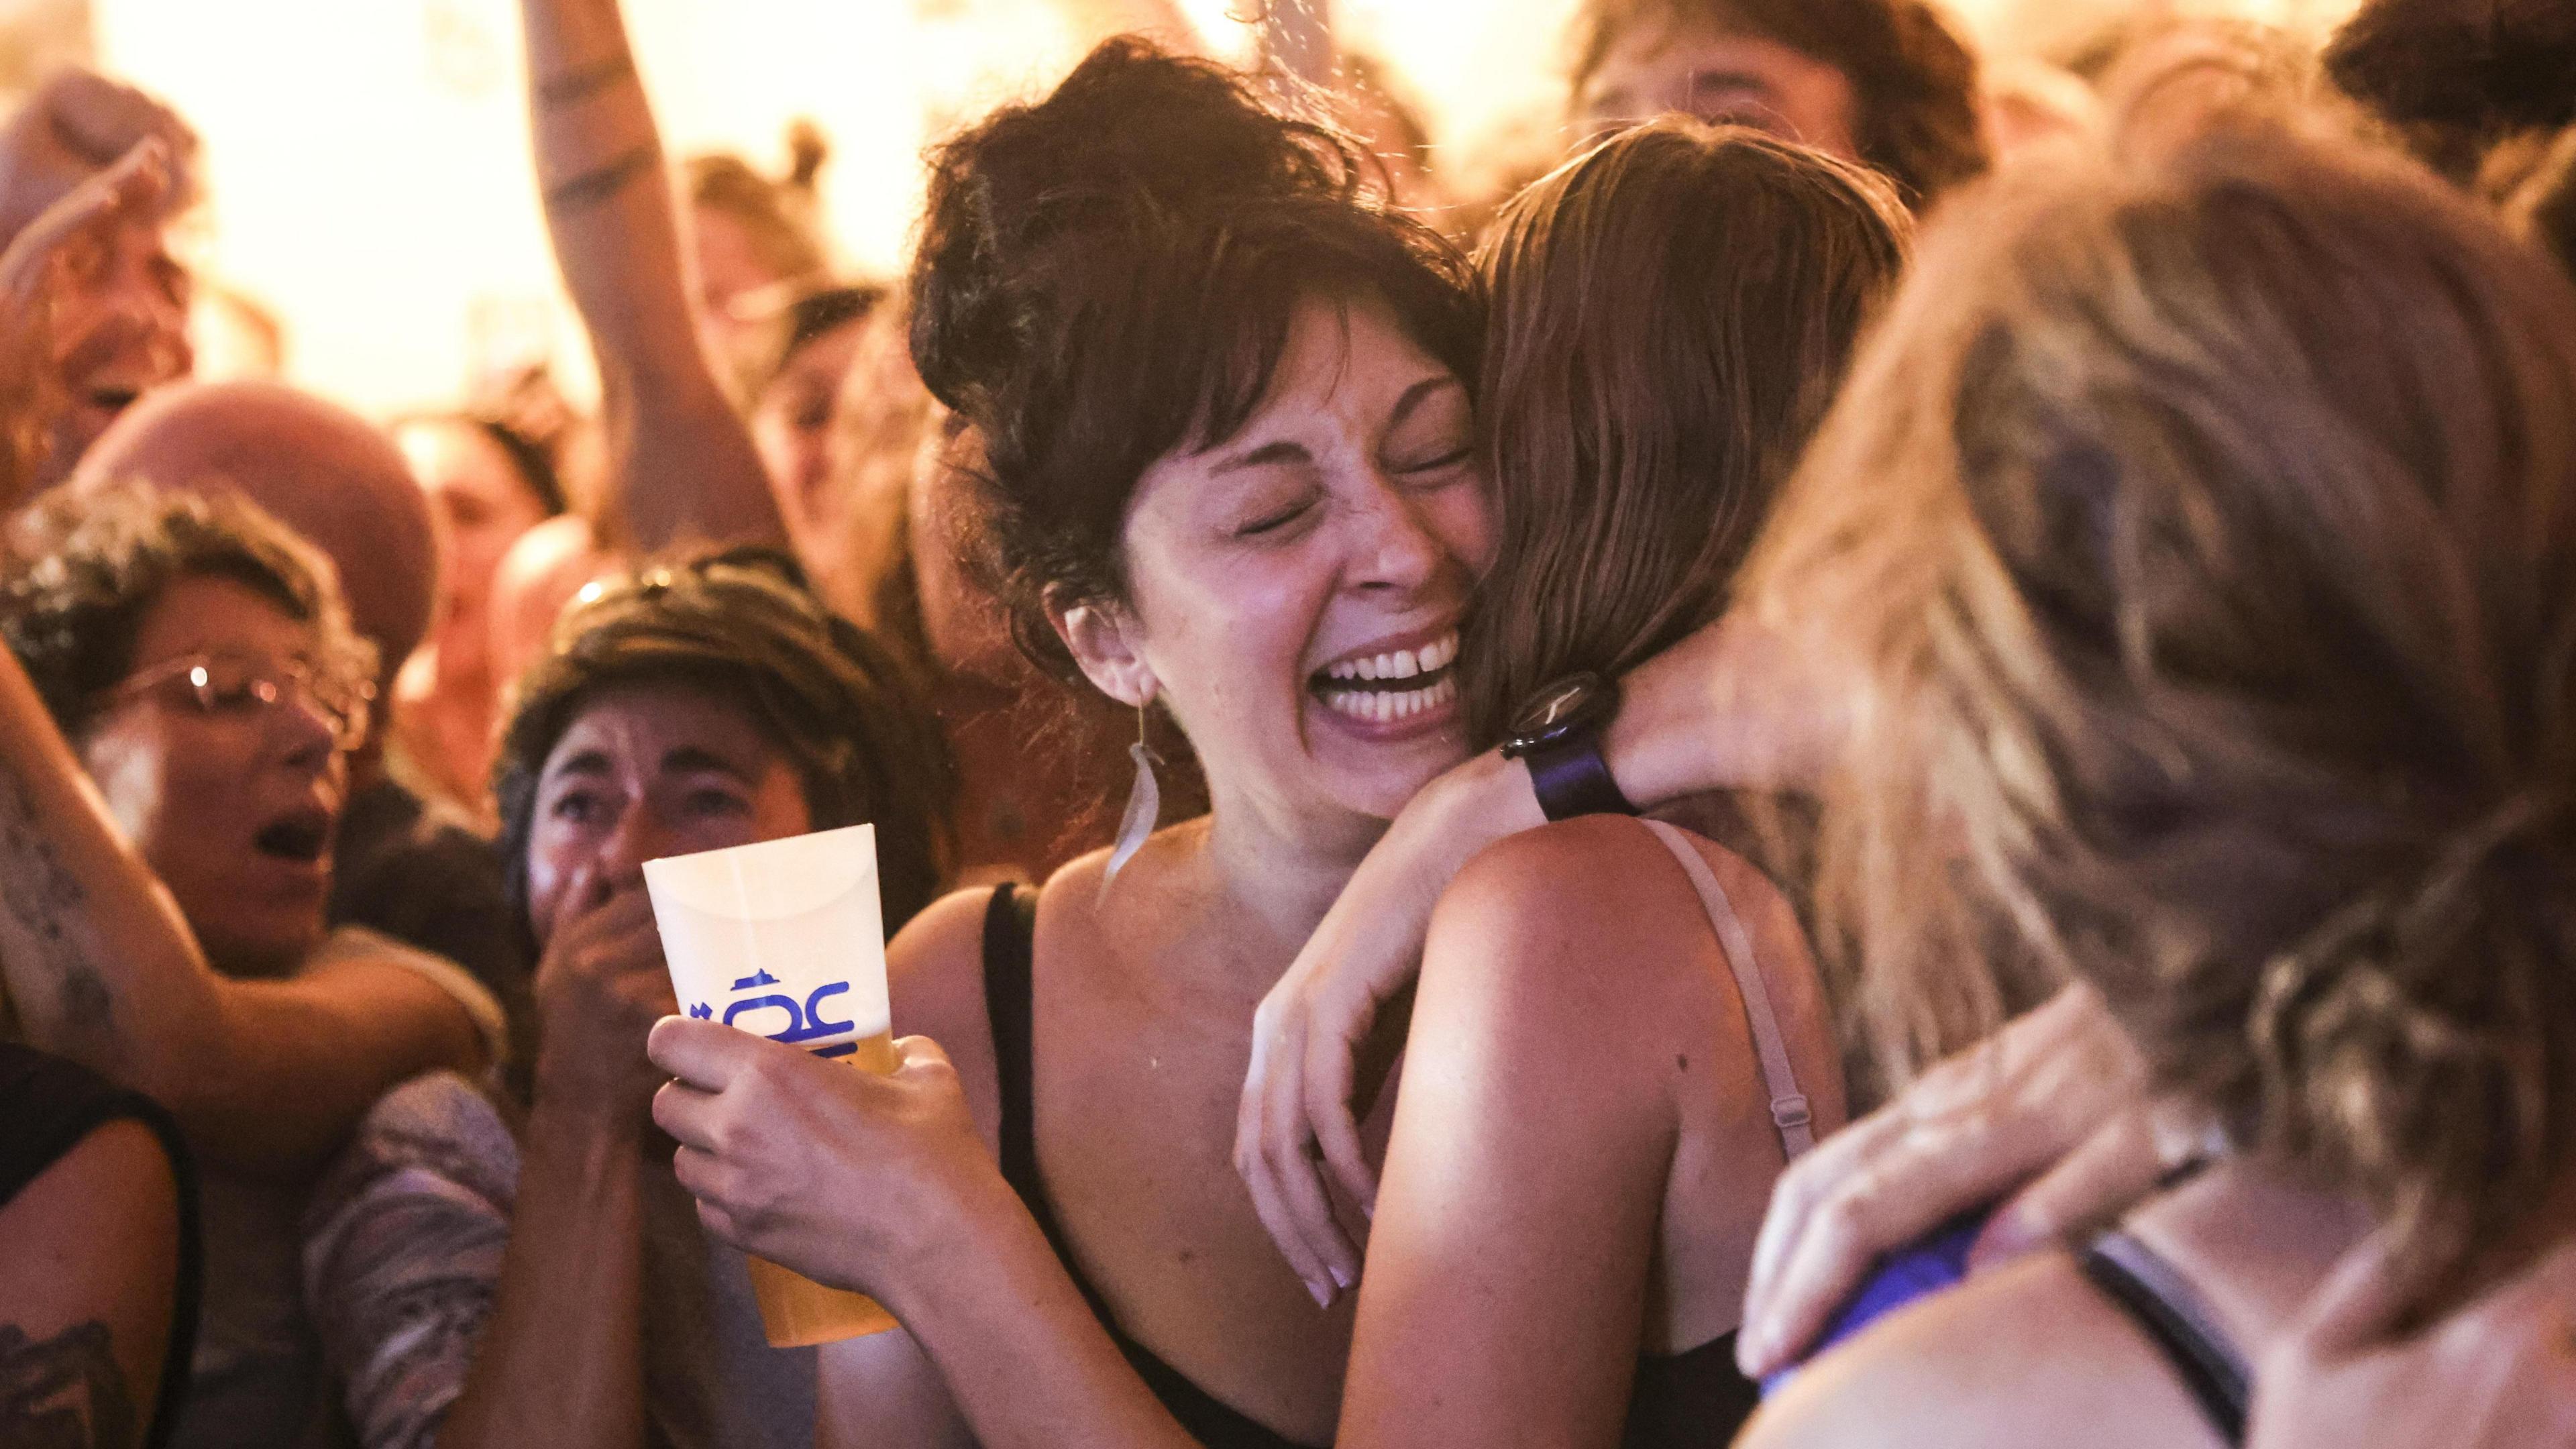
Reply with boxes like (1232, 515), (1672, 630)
(908, 37), (1485, 682)
(492, 548), (957, 937)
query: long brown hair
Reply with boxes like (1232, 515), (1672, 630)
(1753, 115), (2576, 1303)
(1462, 121), (1907, 744)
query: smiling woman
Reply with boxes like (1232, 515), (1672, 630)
(631, 36), (1493, 1449)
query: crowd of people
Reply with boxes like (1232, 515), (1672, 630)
(1, 0), (2573, 1446)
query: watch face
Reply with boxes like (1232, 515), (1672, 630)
(1531, 681), (1587, 729)
(1509, 673), (1609, 746)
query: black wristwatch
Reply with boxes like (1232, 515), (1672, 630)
(1499, 672), (1639, 821)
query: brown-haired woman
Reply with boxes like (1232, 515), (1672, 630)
(1736, 116), (2576, 1449)
(651, 36), (1493, 1448)
(1324, 120), (1904, 1448)
(1566, 0), (1988, 208)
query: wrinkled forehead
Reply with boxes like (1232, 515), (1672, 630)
(539, 680), (784, 784)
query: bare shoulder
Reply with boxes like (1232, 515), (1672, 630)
(887, 885), (1012, 1148)
(1741, 1251), (2226, 1449)
(888, 887), (1004, 1038)
(1427, 815), (1787, 1022)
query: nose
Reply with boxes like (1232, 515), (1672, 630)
(270, 690), (341, 771)
(1345, 472), (1450, 596)
(592, 800), (671, 889)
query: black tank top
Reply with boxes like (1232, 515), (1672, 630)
(978, 885), (1760, 1448)
(0, 1042), (204, 1449)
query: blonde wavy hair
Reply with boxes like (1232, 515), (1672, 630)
(1752, 115), (2576, 1301)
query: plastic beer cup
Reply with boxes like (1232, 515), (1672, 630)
(643, 822), (901, 1348)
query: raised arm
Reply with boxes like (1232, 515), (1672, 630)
(0, 646), (485, 1175)
(519, 0), (782, 551)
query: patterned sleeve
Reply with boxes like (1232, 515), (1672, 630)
(302, 1072), (522, 1449)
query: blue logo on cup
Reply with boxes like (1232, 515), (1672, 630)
(695, 966), (861, 1059)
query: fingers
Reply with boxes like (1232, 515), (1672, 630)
(0, 138), (168, 301)
(1305, 1000), (1377, 1218)
(1970, 1108), (2167, 1269)
(894, 1034), (953, 1073)
(44, 69), (190, 165)
(2288, 1228), (2412, 1362)
(1235, 1012), (1353, 1307)
(653, 1075), (720, 1151)
(647, 1013), (763, 1089)
(1739, 1097), (2059, 1377)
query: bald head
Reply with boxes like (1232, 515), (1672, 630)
(68, 380), (439, 672)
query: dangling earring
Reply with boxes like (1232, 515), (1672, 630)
(1102, 694), (1163, 894)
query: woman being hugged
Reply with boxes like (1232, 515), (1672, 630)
(1326, 120), (1904, 1449)
(1740, 114), (2576, 1449)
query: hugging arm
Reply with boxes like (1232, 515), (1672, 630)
(1238, 612), (1839, 1285)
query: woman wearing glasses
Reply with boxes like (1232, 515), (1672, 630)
(0, 480), (505, 1449)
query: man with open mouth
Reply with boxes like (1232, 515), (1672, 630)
(0, 67), (199, 492)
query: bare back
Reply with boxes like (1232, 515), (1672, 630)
(1337, 812), (1845, 1449)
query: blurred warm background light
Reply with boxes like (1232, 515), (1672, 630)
(0, 0), (2360, 415)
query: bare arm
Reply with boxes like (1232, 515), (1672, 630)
(0, 1119), (181, 1449)
(425, 1099), (646, 1449)
(1336, 830), (1678, 1449)
(0, 647), (483, 1175)
(1238, 611), (1848, 1286)
(518, 0), (782, 551)
(421, 889), (674, 1449)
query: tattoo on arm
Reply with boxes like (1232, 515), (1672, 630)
(537, 50), (637, 109)
(0, 1321), (138, 1449)
(543, 144), (659, 214)
(0, 757), (111, 1039)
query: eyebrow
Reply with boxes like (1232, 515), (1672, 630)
(1212, 376), (1461, 474)
(1218, 439), (1311, 474)
(548, 750), (613, 781)
(662, 746), (754, 782)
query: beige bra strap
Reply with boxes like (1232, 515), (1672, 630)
(1639, 819), (1817, 1159)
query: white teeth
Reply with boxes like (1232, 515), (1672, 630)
(1319, 673), (1459, 727)
(1322, 630), (1460, 686)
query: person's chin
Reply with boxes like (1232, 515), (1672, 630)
(1303, 692), (1472, 809)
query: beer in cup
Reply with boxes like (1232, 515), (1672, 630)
(644, 822), (900, 1348)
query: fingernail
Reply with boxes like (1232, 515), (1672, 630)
(1307, 1279), (1334, 1310)
(1329, 1264), (1355, 1291)
(1970, 1212), (2039, 1271)
(1738, 1324), (1773, 1375)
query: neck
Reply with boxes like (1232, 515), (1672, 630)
(1195, 777), (1387, 952)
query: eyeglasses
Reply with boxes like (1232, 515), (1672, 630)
(104, 651), (377, 753)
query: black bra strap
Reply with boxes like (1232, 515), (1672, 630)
(981, 883), (1041, 1196)
(2078, 1230), (2251, 1446)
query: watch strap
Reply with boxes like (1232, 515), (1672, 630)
(1523, 731), (1638, 821)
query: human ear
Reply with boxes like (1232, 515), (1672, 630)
(1051, 591), (1159, 709)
